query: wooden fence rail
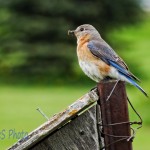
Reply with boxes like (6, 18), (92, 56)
(8, 80), (132, 150)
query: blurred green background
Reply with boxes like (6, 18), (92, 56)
(0, 0), (150, 149)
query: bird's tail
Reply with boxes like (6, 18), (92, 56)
(105, 59), (147, 97)
(126, 77), (148, 97)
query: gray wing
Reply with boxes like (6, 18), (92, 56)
(87, 40), (140, 81)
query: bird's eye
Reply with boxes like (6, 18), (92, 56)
(80, 28), (84, 31)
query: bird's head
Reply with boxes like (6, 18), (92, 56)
(68, 24), (101, 41)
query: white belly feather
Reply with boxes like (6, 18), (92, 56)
(79, 60), (104, 82)
(79, 60), (129, 83)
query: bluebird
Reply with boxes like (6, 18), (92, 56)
(68, 24), (148, 97)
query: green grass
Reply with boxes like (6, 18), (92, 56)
(133, 126), (150, 150)
(1, 15), (150, 150)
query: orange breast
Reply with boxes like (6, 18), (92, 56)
(77, 35), (111, 76)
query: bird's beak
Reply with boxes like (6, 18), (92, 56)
(68, 30), (75, 36)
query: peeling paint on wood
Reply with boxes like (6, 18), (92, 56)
(8, 89), (99, 150)
(30, 106), (100, 150)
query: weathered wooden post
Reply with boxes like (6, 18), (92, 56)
(97, 80), (132, 150)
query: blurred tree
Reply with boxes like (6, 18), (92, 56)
(0, 0), (142, 84)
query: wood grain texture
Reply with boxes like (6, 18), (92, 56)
(8, 89), (99, 150)
(30, 105), (101, 150)
(98, 80), (132, 150)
